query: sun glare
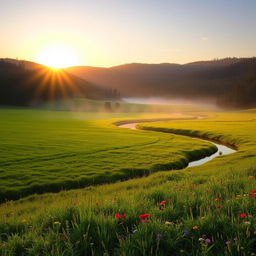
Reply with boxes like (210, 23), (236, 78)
(36, 45), (79, 69)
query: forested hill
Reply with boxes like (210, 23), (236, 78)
(0, 59), (120, 106)
(67, 58), (256, 109)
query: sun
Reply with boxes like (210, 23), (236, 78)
(36, 45), (79, 69)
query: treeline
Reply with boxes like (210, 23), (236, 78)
(68, 57), (256, 109)
(217, 58), (256, 108)
(0, 60), (120, 106)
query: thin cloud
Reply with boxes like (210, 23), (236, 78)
(200, 37), (209, 41)
(159, 48), (182, 52)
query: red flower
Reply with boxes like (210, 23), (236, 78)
(250, 194), (255, 198)
(95, 202), (99, 206)
(139, 213), (150, 220)
(239, 213), (247, 218)
(189, 185), (195, 189)
(216, 205), (221, 209)
(115, 213), (126, 219)
(159, 200), (166, 206)
(215, 197), (221, 201)
(115, 213), (121, 219)
(250, 190), (256, 194)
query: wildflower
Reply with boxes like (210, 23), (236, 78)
(250, 194), (255, 198)
(205, 238), (211, 244)
(215, 197), (221, 201)
(115, 213), (121, 219)
(216, 205), (221, 209)
(225, 241), (231, 245)
(184, 230), (189, 235)
(139, 213), (150, 220)
(250, 190), (256, 194)
(20, 219), (27, 223)
(165, 221), (173, 225)
(156, 233), (163, 239)
(61, 235), (68, 240)
(189, 185), (195, 189)
(95, 202), (99, 206)
(239, 213), (247, 218)
(53, 221), (61, 225)
(244, 221), (251, 225)
(199, 238), (204, 242)
(233, 237), (238, 241)
(118, 234), (125, 240)
(115, 213), (126, 219)
(192, 226), (199, 230)
(132, 229), (137, 234)
(159, 200), (166, 206)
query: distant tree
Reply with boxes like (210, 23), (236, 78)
(115, 102), (121, 111)
(104, 102), (112, 112)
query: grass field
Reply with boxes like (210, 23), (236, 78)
(0, 108), (215, 202)
(0, 107), (256, 255)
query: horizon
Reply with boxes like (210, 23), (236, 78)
(1, 0), (256, 68)
(1, 56), (255, 69)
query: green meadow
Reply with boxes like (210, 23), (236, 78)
(0, 109), (214, 201)
(0, 107), (256, 255)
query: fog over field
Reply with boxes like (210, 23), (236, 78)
(123, 97), (217, 107)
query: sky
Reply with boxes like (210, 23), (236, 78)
(1, 0), (256, 67)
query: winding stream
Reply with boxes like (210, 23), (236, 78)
(117, 122), (236, 168)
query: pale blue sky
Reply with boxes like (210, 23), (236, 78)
(1, 0), (256, 66)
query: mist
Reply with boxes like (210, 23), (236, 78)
(123, 97), (217, 108)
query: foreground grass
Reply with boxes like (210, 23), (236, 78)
(0, 109), (214, 201)
(0, 109), (256, 255)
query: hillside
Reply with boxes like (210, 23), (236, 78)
(67, 58), (256, 108)
(0, 59), (120, 106)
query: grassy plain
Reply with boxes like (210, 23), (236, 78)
(0, 107), (256, 255)
(0, 108), (214, 201)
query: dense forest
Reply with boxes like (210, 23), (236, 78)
(0, 59), (120, 106)
(68, 58), (256, 109)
